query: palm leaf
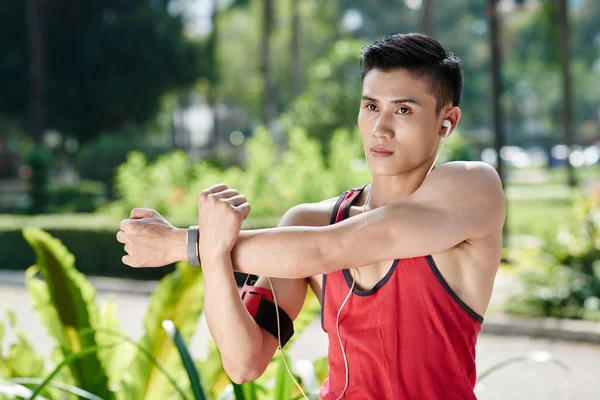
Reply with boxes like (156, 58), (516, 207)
(29, 343), (120, 399)
(273, 355), (293, 400)
(162, 320), (208, 400)
(123, 262), (204, 400)
(22, 227), (113, 399)
(97, 296), (131, 392)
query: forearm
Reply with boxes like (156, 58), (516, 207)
(202, 254), (265, 376)
(173, 226), (327, 278)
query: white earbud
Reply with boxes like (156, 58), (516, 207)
(426, 119), (452, 176)
(442, 119), (452, 138)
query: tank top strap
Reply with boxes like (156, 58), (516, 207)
(330, 185), (367, 225)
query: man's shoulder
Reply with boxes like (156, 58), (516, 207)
(436, 160), (500, 179)
(430, 161), (506, 232)
(279, 195), (344, 227)
(432, 161), (504, 197)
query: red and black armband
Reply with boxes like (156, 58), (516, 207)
(240, 274), (295, 347)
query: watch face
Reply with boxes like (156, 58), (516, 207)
(246, 274), (259, 286)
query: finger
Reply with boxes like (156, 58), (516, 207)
(122, 255), (133, 267)
(201, 183), (228, 196)
(213, 189), (240, 200)
(116, 230), (127, 244)
(124, 244), (130, 254)
(226, 194), (248, 207)
(236, 202), (251, 220)
(130, 208), (156, 219)
(119, 219), (130, 232)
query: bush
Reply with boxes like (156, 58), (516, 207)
(45, 180), (109, 213)
(104, 127), (371, 220)
(1, 229), (324, 399)
(0, 214), (279, 280)
(75, 129), (171, 196)
(504, 195), (600, 321)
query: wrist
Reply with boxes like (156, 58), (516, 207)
(169, 228), (188, 263)
(199, 250), (230, 265)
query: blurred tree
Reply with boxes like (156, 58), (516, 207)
(261, 0), (277, 134)
(25, 0), (47, 145)
(0, 0), (205, 144)
(487, 0), (506, 241)
(280, 39), (364, 158)
(290, 0), (301, 98)
(422, 0), (435, 37)
(558, 0), (576, 187)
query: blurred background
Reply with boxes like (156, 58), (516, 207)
(0, 0), (599, 399)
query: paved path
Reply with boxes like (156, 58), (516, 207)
(1, 276), (599, 399)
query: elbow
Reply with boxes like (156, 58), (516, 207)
(224, 364), (262, 385)
(223, 358), (264, 384)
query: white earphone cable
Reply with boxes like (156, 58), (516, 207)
(267, 276), (309, 400)
(267, 122), (449, 399)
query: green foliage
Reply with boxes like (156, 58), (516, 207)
(23, 227), (115, 399)
(505, 196), (600, 321)
(23, 146), (54, 215)
(0, 1), (205, 142)
(108, 126), (371, 219)
(0, 214), (277, 279)
(123, 263), (204, 400)
(162, 320), (208, 400)
(97, 297), (131, 392)
(75, 130), (171, 194)
(45, 181), (108, 214)
(280, 40), (365, 157)
(2, 229), (330, 400)
(1, 229), (210, 399)
(0, 311), (46, 381)
(0, 215), (174, 280)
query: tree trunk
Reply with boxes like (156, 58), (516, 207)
(208, 0), (220, 150)
(26, 0), (47, 144)
(291, 0), (301, 97)
(422, 0), (434, 37)
(487, 0), (507, 239)
(261, 0), (276, 133)
(558, 0), (577, 187)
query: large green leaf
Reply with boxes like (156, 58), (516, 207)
(97, 296), (131, 393)
(273, 355), (293, 400)
(162, 320), (208, 400)
(123, 262), (204, 400)
(0, 310), (45, 379)
(22, 227), (113, 399)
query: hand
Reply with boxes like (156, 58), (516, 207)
(117, 208), (186, 268)
(198, 184), (251, 262)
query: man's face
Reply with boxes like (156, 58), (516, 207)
(358, 68), (444, 177)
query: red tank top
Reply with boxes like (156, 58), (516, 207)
(319, 186), (483, 400)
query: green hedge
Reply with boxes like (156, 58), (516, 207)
(0, 214), (280, 280)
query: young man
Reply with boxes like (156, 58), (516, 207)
(117, 33), (505, 399)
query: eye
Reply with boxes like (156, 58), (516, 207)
(397, 107), (411, 115)
(365, 103), (378, 111)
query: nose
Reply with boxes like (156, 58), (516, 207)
(371, 113), (395, 139)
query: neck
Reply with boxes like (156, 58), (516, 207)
(360, 160), (436, 211)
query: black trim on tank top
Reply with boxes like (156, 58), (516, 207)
(340, 185), (399, 296)
(343, 259), (399, 296)
(329, 191), (348, 225)
(426, 255), (485, 324)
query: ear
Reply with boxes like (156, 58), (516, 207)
(440, 106), (462, 138)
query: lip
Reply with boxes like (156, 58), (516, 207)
(370, 146), (394, 158)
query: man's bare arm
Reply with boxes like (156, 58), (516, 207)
(225, 162), (504, 277)
(165, 161), (505, 278)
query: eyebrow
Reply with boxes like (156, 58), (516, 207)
(361, 95), (422, 107)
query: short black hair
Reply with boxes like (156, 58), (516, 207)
(360, 33), (463, 115)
